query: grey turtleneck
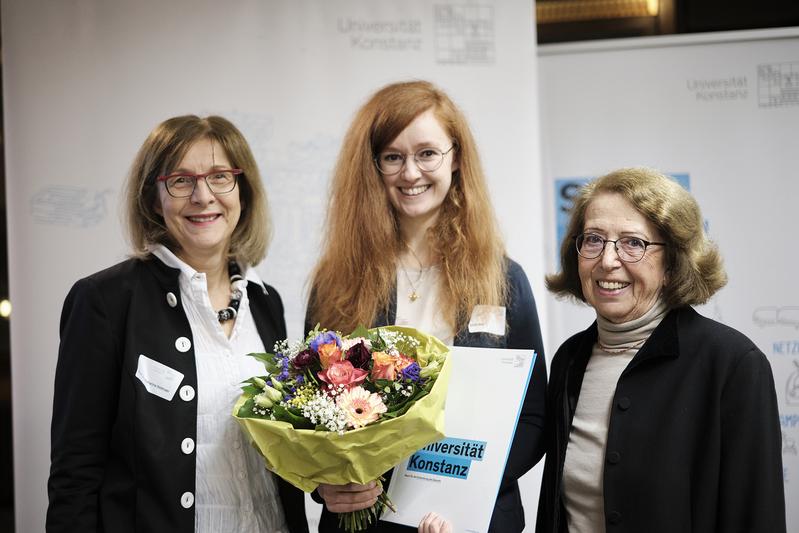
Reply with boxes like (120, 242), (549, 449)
(562, 300), (669, 533)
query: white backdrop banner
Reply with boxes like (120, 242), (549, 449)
(539, 28), (799, 531)
(2, 1), (545, 531)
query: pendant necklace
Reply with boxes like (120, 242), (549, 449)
(402, 266), (423, 302)
(402, 244), (426, 302)
(217, 260), (245, 322)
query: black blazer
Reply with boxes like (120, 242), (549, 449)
(536, 306), (786, 533)
(308, 259), (547, 533)
(46, 255), (308, 533)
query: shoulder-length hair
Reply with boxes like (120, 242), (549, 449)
(308, 80), (507, 333)
(546, 167), (727, 307)
(124, 115), (271, 265)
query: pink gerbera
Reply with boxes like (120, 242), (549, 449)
(336, 386), (387, 429)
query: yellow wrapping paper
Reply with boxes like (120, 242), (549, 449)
(233, 326), (451, 493)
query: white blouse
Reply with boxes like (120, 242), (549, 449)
(395, 265), (455, 345)
(151, 245), (288, 533)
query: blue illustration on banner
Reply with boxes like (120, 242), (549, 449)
(219, 110), (340, 338)
(773, 340), (799, 355)
(785, 431), (798, 456)
(787, 360), (799, 406)
(30, 185), (113, 227)
(782, 414), (799, 428)
(554, 173), (690, 262)
(406, 437), (487, 479)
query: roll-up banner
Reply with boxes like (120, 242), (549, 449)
(539, 28), (799, 531)
(2, 1), (545, 530)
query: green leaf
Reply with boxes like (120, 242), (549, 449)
(369, 329), (388, 351)
(348, 324), (370, 339)
(305, 323), (323, 343)
(271, 404), (314, 429)
(236, 398), (257, 418)
(246, 352), (275, 364)
(286, 406), (305, 417)
(240, 384), (261, 395)
(383, 390), (429, 418)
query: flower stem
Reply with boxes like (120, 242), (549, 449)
(336, 477), (396, 533)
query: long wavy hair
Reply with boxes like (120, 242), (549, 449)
(124, 115), (271, 265)
(308, 80), (507, 333)
(546, 167), (727, 307)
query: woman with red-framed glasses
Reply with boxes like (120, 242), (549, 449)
(46, 115), (307, 533)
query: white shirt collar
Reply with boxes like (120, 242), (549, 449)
(148, 243), (265, 290)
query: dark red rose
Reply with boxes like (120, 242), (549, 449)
(345, 341), (371, 369)
(292, 348), (318, 370)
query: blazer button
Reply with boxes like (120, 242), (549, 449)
(181, 437), (195, 454)
(608, 510), (622, 524)
(181, 491), (194, 509)
(617, 397), (631, 410)
(175, 337), (191, 353)
(179, 385), (195, 402)
(166, 292), (178, 308)
(607, 451), (621, 464)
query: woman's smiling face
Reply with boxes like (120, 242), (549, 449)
(155, 138), (241, 265)
(378, 109), (457, 229)
(578, 192), (667, 323)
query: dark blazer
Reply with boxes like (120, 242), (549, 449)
(46, 255), (308, 533)
(308, 259), (547, 533)
(536, 306), (786, 533)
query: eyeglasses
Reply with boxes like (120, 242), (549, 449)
(575, 232), (665, 263)
(374, 145), (456, 175)
(156, 169), (242, 198)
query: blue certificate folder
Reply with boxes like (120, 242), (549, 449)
(383, 347), (537, 532)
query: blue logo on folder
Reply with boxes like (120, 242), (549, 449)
(406, 437), (487, 479)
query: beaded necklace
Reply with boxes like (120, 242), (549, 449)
(217, 260), (244, 322)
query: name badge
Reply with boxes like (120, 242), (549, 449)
(468, 305), (506, 336)
(135, 354), (184, 401)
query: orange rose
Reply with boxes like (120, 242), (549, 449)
(371, 351), (397, 381)
(318, 342), (343, 369)
(395, 355), (415, 372)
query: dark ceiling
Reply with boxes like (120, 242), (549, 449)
(536, 0), (799, 44)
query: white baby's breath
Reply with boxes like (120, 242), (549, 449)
(301, 391), (348, 434)
(376, 328), (420, 355)
(274, 338), (307, 360)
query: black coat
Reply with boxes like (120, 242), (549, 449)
(308, 259), (547, 533)
(536, 306), (786, 533)
(46, 256), (308, 533)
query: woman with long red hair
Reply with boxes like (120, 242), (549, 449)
(305, 80), (547, 533)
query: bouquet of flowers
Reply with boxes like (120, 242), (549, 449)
(233, 325), (450, 532)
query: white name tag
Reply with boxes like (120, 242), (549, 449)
(467, 305), (506, 336)
(135, 354), (184, 401)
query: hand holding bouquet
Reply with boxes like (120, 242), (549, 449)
(234, 325), (450, 532)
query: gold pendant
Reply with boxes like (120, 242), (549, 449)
(409, 291), (419, 302)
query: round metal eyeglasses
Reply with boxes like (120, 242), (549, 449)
(575, 232), (666, 263)
(156, 169), (242, 198)
(374, 145), (456, 175)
